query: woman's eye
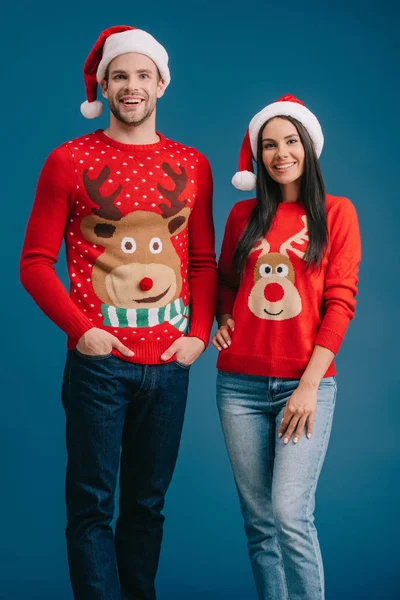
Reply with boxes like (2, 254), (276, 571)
(288, 139), (298, 144)
(121, 237), (136, 254)
(263, 143), (274, 149)
(276, 263), (289, 277)
(259, 264), (273, 277)
(149, 237), (163, 254)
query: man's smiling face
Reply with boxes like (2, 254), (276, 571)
(101, 52), (165, 127)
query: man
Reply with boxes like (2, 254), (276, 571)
(21, 25), (216, 599)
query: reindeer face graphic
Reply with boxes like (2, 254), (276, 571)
(80, 163), (190, 309)
(248, 216), (308, 321)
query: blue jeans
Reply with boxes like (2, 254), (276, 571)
(216, 372), (336, 600)
(61, 350), (190, 600)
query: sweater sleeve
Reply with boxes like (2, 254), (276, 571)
(315, 197), (361, 354)
(20, 145), (94, 342)
(217, 204), (240, 317)
(187, 153), (217, 346)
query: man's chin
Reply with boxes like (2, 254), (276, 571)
(110, 106), (153, 128)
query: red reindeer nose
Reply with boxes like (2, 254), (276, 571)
(139, 277), (153, 291)
(264, 282), (284, 302)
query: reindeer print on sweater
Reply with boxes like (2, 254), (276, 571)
(248, 215), (309, 321)
(80, 161), (191, 332)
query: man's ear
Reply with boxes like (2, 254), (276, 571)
(157, 78), (166, 99)
(100, 79), (108, 99)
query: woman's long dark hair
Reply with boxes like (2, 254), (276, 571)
(233, 116), (328, 279)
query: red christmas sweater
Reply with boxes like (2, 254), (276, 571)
(21, 130), (217, 364)
(217, 196), (361, 378)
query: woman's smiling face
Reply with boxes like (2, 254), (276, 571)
(261, 117), (305, 185)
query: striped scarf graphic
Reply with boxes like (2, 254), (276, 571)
(101, 298), (190, 333)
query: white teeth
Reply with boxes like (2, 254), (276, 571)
(123, 99), (141, 104)
(275, 162), (295, 170)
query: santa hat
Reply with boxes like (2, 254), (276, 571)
(81, 25), (171, 119)
(232, 94), (324, 191)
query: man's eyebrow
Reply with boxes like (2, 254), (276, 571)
(110, 69), (128, 75)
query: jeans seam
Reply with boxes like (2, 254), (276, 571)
(270, 406), (289, 600)
(64, 352), (74, 412)
(135, 364), (148, 395)
(304, 385), (336, 600)
(73, 348), (112, 361)
(174, 360), (191, 370)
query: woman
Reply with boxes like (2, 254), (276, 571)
(212, 94), (361, 600)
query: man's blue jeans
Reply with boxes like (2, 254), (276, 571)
(217, 371), (336, 600)
(61, 350), (190, 600)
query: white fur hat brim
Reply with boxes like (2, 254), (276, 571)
(248, 101), (324, 158)
(97, 29), (170, 87)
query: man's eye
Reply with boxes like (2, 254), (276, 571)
(140, 74), (149, 79)
(114, 74), (126, 80)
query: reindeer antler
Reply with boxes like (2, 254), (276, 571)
(279, 215), (309, 258)
(157, 163), (188, 218)
(250, 238), (270, 256)
(83, 166), (123, 221)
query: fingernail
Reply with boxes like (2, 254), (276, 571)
(228, 341), (231, 346)
(284, 438), (288, 445)
(307, 433), (311, 439)
(278, 433), (282, 438)
(223, 344), (228, 349)
(294, 437), (298, 444)
(128, 351), (134, 357)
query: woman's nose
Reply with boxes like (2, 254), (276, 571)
(276, 145), (288, 158)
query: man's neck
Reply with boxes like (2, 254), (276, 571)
(103, 115), (159, 146)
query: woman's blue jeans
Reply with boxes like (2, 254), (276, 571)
(217, 371), (336, 600)
(62, 350), (190, 600)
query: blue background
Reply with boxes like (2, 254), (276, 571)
(3, 0), (398, 598)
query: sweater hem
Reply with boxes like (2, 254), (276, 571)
(217, 352), (336, 379)
(68, 333), (189, 365)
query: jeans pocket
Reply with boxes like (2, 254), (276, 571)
(318, 376), (337, 404)
(174, 360), (191, 370)
(74, 349), (113, 361)
(319, 376), (336, 388)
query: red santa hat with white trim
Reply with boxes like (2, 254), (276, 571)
(81, 25), (171, 119)
(232, 94), (324, 191)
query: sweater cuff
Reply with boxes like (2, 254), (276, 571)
(66, 312), (96, 345)
(315, 327), (343, 355)
(188, 322), (212, 348)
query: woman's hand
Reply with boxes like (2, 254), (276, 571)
(212, 314), (235, 351)
(278, 380), (318, 444)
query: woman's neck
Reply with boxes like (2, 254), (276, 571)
(280, 180), (301, 203)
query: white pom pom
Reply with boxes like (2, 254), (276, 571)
(80, 100), (103, 119)
(232, 170), (257, 191)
